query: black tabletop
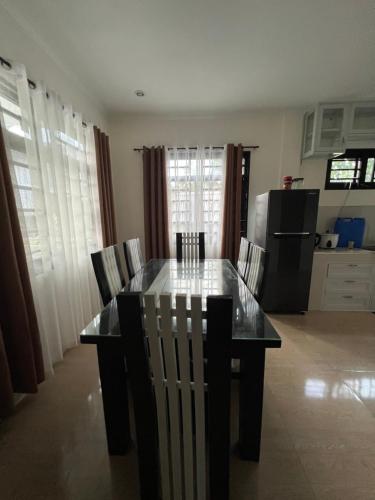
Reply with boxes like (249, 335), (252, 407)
(80, 259), (281, 351)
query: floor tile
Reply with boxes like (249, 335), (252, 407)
(311, 484), (375, 500)
(1, 312), (375, 499)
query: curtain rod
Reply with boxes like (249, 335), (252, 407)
(133, 146), (259, 152)
(0, 56), (87, 127)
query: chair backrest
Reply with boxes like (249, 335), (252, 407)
(245, 243), (267, 301)
(91, 245), (125, 306)
(176, 232), (205, 261)
(117, 291), (233, 500)
(123, 238), (145, 279)
(237, 237), (250, 280)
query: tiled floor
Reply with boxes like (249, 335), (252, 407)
(1, 312), (375, 499)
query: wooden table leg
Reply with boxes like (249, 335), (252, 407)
(238, 347), (265, 461)
(97, 343), (131, 455)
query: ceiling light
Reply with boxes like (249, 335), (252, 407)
(135, 90), (145, 97)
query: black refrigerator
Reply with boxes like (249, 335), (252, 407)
(254, 189), (319, 313)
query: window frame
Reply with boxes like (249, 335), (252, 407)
(325, 149), (375, 190)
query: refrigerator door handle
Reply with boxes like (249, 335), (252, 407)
(272, 232), (312, 238)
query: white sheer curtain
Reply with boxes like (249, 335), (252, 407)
(0, 63), (103, 373)
(166, 147), (226, 258)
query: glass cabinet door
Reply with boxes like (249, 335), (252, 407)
(317, 105), (346, 152)
(349, 103), (375, 135)
(303, 110), (315, 156)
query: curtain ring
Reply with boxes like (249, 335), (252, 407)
(0, 57), (12, 70)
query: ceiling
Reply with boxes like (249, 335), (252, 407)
(2, 0), (375, 114)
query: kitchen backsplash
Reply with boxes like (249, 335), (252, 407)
(317, 205), (375, 245)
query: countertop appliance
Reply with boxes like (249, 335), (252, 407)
(254, 189), (320, 312)
(315, 233), (339, 249)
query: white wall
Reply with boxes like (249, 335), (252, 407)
(316, 205), (375, 244)
(1, 1), (373, 250)
(109, 108), (375, 251)
(109, 109), (304, 249)
(301, 148), (375, 245)
(0, 3), (108, 129)
(301, 158), (375, 206)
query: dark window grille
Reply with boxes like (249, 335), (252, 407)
(325, 149), (375, 190)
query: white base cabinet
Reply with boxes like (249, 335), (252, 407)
(308, 250), (375, 311)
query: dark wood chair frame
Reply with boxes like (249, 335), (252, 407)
(91, 245), (125, 306)
(123, 238), (144, 280)
(176, 232), (205, 261)
(246, 243), (268, 303)
(117, 292), (233, 500)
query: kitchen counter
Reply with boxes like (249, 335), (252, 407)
(314, 248), (374, 255)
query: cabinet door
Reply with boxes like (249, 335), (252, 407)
(302, 110), (315, 158)
(348, 102), (375, 136)
(316, 104), (347, 153)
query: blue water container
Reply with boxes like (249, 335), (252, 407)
(334, 218), (365, 248)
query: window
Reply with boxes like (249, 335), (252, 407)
(325, 149), (375, 189)
(0, 87), (100, 274)
(0, 83), (44, 272)
(0, 61), (103, 372)
(166, 147), (226, 258)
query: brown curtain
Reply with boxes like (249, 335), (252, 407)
(221, 144), (243, 263)
(0, 327), (13, 416)
(0, 124), (44, 417)
(94, 126), (117, 246)
(143, 147), (170, 260)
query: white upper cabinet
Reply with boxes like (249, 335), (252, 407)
(316, 104), (347, 153)
(301, 101), (375, 159)
(346, 103), (375, 147)
(302, 109), (315, 158)
(302, 103), (347, 159)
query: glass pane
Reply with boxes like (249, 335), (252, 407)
(329, 157), (360, 184)
(322, 108), (343, 130)
(304, 112), (314, 153)
(306, 113), (314, 135)
(366, 158), (375, 182)
(330, 170), (356, 182)
(353, 107), (375, 131)
(0, 95), (21, 116)
(18, 188), (34, 209)
(331, 160), (357, 170)
(14, 164), (31, 187)
(319, 108), (344, 149)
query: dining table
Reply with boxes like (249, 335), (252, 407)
(80, 258), (281, 461)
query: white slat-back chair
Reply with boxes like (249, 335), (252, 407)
(91, 245), (125, 306)
(245, 243), (267, 301)
(237, 237), (250, 280)
(117, 291), (233, 500)
(176, 232), (205, 261)
(123, 237), (145, 279)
